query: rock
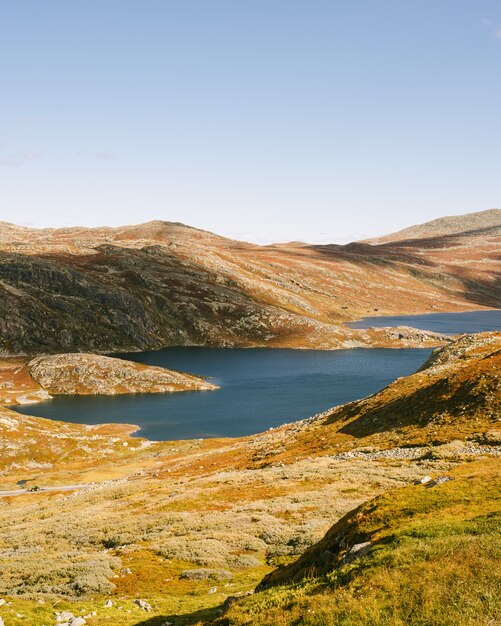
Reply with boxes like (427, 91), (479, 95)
(482, 429), (501, 445)
(0, 599), (4, 606)
(344, 541), (372, 562)
(0, 617), (4, 626)
(56, 611), (76, 623)
(134, 599), (151, 611)
(104, 599), (113, 608)
(120, 567), (133, 574)
(69, 617), (86, 626)
(208, 586), (218, 594)
(28, 353), (217, 396)
(419, 475), (433, 484)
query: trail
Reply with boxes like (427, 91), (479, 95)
(0, 483), (93, 497)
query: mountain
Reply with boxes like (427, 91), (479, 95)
(0, 211), (499, 355)
(364, 208), (501, 244)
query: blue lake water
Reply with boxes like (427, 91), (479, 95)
(347, 309), (501, 333)
(17, 348), (432, 441)
(15, 310), (500, 441)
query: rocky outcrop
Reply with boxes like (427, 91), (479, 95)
(27, 353), (217, 395)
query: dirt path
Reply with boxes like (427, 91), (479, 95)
(0, 483), (93, 497)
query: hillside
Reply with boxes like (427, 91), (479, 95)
(364, 208), (501, 243)
(0, 333), (498, 625)
(240, 331), (501, 465)
(0, 211), (499, 355)
(219, 459), (501, 626)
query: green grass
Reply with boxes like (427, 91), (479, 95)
(216, 459), (501, 626)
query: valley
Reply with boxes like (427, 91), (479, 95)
(0, 331), (499, 625)
(0, 211), (499, 626)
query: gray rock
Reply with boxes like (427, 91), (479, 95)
(134, 599), (151, 611)
(344, 541), (372, 562)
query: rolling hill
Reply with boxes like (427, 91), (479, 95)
(0, 210), (499, 355)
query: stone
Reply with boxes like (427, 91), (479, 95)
(208, 586), (218, 594)
(134, 599), (151, 611)
(483, 429), (501, 445)
(104, 599), (113, 608)
(344, 541), (372, 562)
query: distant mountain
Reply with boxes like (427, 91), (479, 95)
(364, 208), (501, 244)
(0, 211), (499, 355)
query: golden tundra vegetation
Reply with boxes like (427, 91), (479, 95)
(0, 332), (499, 625)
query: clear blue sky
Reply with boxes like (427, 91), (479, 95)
(1, 1), (500, 243)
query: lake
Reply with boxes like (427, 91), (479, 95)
(17, 348), (431, 440)
(15, 310), (500, 441)
(347, 309), (501, 333)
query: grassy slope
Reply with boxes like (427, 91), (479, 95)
(219, 459), (501, 626)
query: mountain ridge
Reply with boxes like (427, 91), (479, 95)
(363, 208), (501, 244)
(0, 209), (499, 355)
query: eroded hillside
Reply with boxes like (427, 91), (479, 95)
(0, 209), (499, 354)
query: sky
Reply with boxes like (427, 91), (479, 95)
(1, 1), (500, 244)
